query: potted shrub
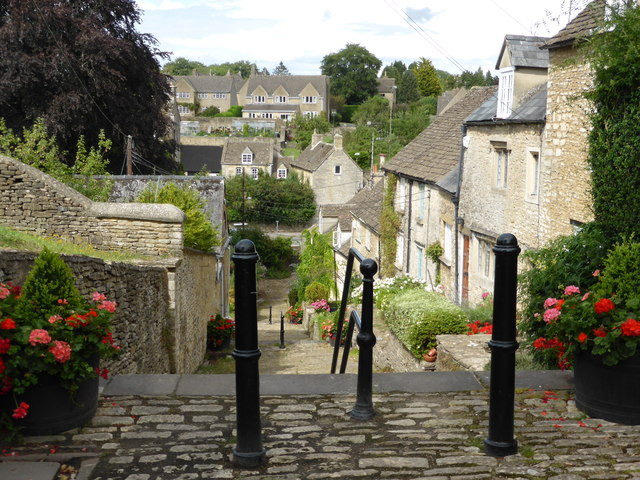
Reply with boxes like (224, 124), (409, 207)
(0, 248), (120, 439)
(530, 240), (640, 424)
(206, 314), (235, 350)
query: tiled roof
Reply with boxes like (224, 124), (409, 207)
(350, 179), (385, 233)
(181, 145), (222, 174)
(465, 84), (547, 124)
(496, 35), (550, 69)
(221, 138), (273, 166)
(244, 75), (328, 97)
(543, 0), (605, 49)
(291, 143), (334, 172)
(436, 168), (459, 195)
(321, 204), (355, 232)
(172, 74), (243, 93)
(383, 86), (497, 183)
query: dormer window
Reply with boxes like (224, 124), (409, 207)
(275, 96), (287, 103)
(242, 148), (253, 164)
(253, 95), (265, 103)
(496, 67), (514, 118)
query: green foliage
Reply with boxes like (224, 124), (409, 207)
(340, 105), (359, 123)
(321, 43), (382, 104)
(380, 176), (401, 277)
(304, 281), (329, 302)
(352, 96), (390, 127)
(426, 242), (444, 284)
(595, 239), (640, 302)
(295, 229), (336, 302)
(413, 58), (442, 98)
(290, 115), (331, 150)
(586, 5), (640, 239)
(200, 106), (220, 117)
(273, 61), (290, 75)
(465, 294), (493, 325)
(0, 118), (113, 201)
(16, 248), (83, 323)
(288, 288), (299, 307)
(382, 288), (467, 357)
(225, 172), (316, 225)
(231, 228), (294, 278)
(398, 69), (420, 103)
(214, 105), (243, 118)
(518, 223), (611, 367)
(163, 58), (257, 79)
(137, 182), (219, 252)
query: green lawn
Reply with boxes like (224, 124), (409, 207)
(282, 147), (301, 159)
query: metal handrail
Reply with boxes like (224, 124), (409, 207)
(329, 247), (378, 420)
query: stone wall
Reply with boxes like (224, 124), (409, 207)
(0, 248), (219, 374)
(540, 47), (594, 242)
(0, 155), (185, 256)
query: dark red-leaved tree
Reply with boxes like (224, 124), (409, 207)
(0, 0), (174, 171)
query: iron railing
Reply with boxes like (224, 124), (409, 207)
(330, 247), (378, 420)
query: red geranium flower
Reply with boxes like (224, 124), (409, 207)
(578, 332), (588, 343)
(621, 318), (640, 337)
(594, 298), (615, 314)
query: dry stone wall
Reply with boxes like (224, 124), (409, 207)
(0, 155), (185, 256)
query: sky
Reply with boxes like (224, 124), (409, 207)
(137, 0), (591, 76)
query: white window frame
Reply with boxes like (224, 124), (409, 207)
(303, 111), (319, 118)
(251, 167), (259, 180)
(281, 114), (290, 121)
(177, 105), (190, 115)
(275, 96), (287, 103)
(253, 95), (265, 103)
(235, 167), (243, 176)
(334, 165), (341, 175)
(496, 67), (514, 118)
(418, 183), (425, 220)
(242, 153), (253, 164)
(526, 149), (540, 203)
(416, 244), (424, 281)
(495, 146), (509, 189)
(213, 93), (226, 99)
(277, 168), (287, 179)
(302, 96), (317, 104)
(262, 113), (273, 119)
(365, 228), (371, 250)
(333, 230), (340, 247)
(197, 93), (208, 99)
(176, 91), (190, 99)
(443, 222), (452, 260)
(398, 177), (406, 211)
(396, 233), (405, 267)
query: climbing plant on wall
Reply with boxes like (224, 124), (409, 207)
(379, 175), (401, 277)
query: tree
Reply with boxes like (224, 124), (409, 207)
(290, 115), (331, 150)
(0, 1), (173, 172)
(413, 58), (442, 98)
(162, 57), (208, 75)
(321, 44), (382, 104)
(398, 70), (420, 104)
(273, 61), (291, 75)
(352, 96), (390, 127)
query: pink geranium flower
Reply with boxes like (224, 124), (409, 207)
(543, 308), (561, 323)
(92, 292), (107, 302)
(98, 300), (117, 313)
(543, 297), (558, 309)
(29, 329), (52, 346)
(564, 285), (580, 296)
(49, 341), (72, 363)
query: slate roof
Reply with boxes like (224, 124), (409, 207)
(321, 204), (355, 232)
(495, 35), (550, 70)
(181, 145), (222, 174)
(436, 168), (459, 196)
(172, 74), (243, 93)
(378, 77), (397, 94)
(221, 138), (273, 166)
(543, 0), (605, 49)
(465, 83), (547, 124)
(290, 143), (334, 172)
(383, 86), (497, 184)
(350, 179), (385, 233)
(244, 75), (328, 97)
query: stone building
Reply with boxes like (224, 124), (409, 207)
(170, 72), (243, 118)
(219, 137), (276, 179)
(290, 133), (364, 206)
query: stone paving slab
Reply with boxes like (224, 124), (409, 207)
(4, 384), (640, 480)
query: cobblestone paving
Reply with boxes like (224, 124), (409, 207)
(7, 389), (640, 479)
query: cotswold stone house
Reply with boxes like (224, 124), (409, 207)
(219, 137), (276, 179)
(290, 133), (364, 206)
(170, 72), (243, 118)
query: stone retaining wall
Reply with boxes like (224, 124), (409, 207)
(0, 155), (184, 256)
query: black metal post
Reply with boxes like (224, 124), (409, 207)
(231, 240), (266, 467)
(350, 258), (377, 420)
(280, 312), (285, 349)
(269, 306), (272, 325)
(485, 233), (521, 458)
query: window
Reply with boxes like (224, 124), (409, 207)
(176, 91), (190, 98)
(496, 67), (514, 118)
(396, 233), (405, 267)
(197, 93), (208, 99)
(443, 222), (452, 260)
(277, 168), (287, 179)
(281, 114), (290, 121)
(416, 245), (424, 281)
(242, 153), (253, 164)
(334, 165), (341, 175)
(418, 183), (426, 221)
(213, 93), (226, 99)
(262, 113), (273, 119)
(177, 105), (190, 115)
(353, 222), (360, 244)
(251, 167), (259, 180)
(253, 95), (265, 103)
(333, 230), (340, 247)
(302, 96), (317, 104)
(248, 113), (257, 118)
(494, 146), (509, 189)
(365, 228), (371, 250)
(526, 150), (540, 201)
(235, 167), (243, 176)
(477, 239), (493, 278)
(275, 96), (287, 103)
(398, 178), (406, 211)
(303, 111), (319, 118)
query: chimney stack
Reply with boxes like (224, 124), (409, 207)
(334, 133), (343, 151)
(311, 130), (323, 149)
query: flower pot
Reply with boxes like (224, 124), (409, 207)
(0, 372), (99, 436)
(208, 336), (231, 351)
(574, 350), (640, 425)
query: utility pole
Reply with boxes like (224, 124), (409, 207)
(126, 135), (133, 175)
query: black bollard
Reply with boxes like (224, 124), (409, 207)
(350, 258), (377, 420)
(269, 306), (272, 325)
(280, 312), (285, 349)
(231, 239), (266, 467)
(484, 233), (521, 457)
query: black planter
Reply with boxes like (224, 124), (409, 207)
(574, 351), (640, 425)
(208, 336), (231, 351)
(1, 373), (99, 436)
